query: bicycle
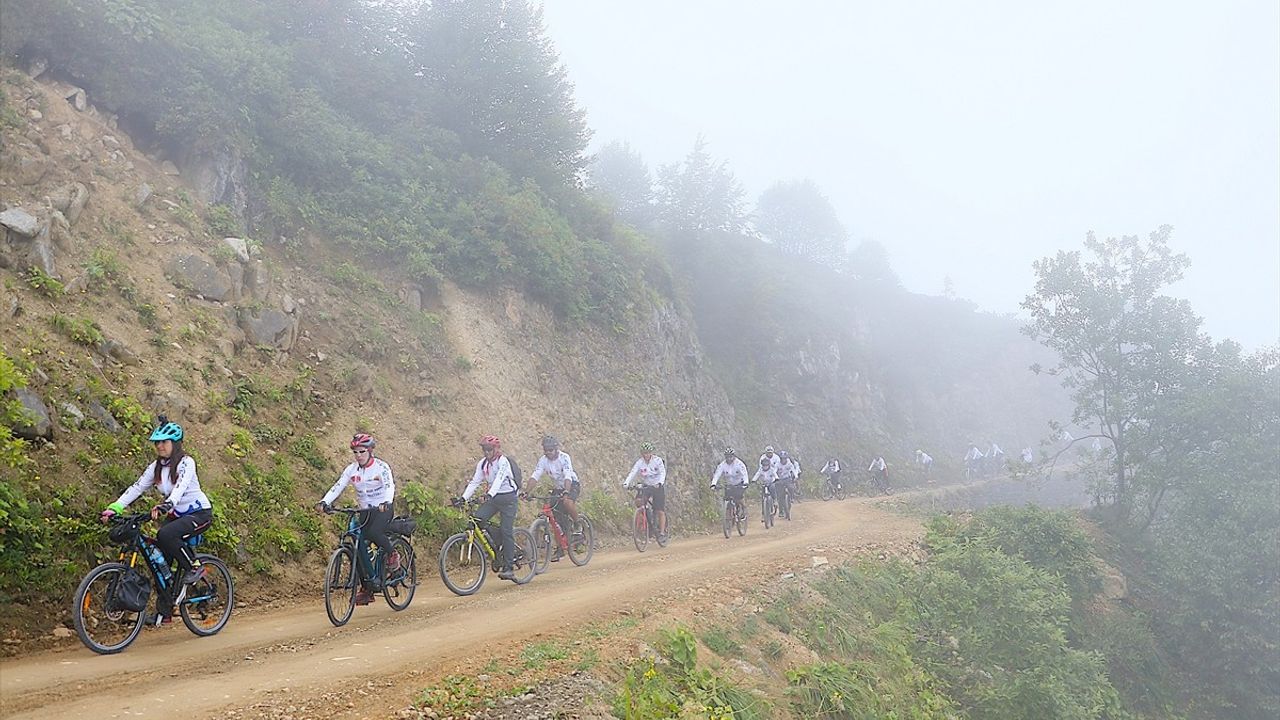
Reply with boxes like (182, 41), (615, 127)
(717, 486), (747, 538)
(438, 498), (536, 595)
(820, 473), (847, 501)
(760, 482), (777, 529)
(868, 469), (894, 495)
(777, 478), (794, 521)
(72, 512), (234, 654)
(525, 492), (594, 573)
(630, 485), (669, 552)
(322, 507), (417, 627)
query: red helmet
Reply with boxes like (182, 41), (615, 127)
(350, 433), (376, 450)
(480, 434), (501, 450)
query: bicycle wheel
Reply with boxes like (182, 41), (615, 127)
(821, 481), (834, 501)
(439, 533), (486, 596)
(180, 555), (234, 636)
(568, 516), (593, 566)
(763, 494), (774, 529)
(382, 536), (417, 611)
(632, 508), (649, 552)
(736, 502), (747, 536)
(530, 517), (552, 574)
(722, 500), (732, 538)
(835, 481), (847, 500)
(511, 528), (537, 584)
(324, 546), (358, 627)
(73, 562), (146, 654)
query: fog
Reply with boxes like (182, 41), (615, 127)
(542, 0), (1280, 349)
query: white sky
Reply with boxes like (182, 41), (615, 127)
(541, 0), (1280, 349)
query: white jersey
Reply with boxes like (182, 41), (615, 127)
(712, 458), (750, 487)
(116, 456), (210, 515)
(1021, 447), (1034, 463)
(964, 446), (985, 462)
(916, 451), (933, 466)
(752, 466), (777, 485)
(323, 458), (395, 509)
(868, 456), (886, 472)
(776, 459), (798, 480)
(821, 458), (840, 474)
(463, 454), (517, 500)
(624, 455), (666, 487)
(531, 451), (578, 491)
(759, 453), (781, 473)
(988, 443), (1004, 457)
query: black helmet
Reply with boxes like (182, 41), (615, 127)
(541, 435), (559, 451)
(724, 446), (737, 459)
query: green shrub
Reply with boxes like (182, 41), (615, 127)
(288, 433), (327, 470)
(204, 203), (243, 237)
(50, 312), (104, 346)
(613, 627), (769, 720)
(24, 267), (65, 298)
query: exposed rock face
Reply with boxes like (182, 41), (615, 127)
(48, 210), (72, 251)
(182, 145), (247, 218)
(47, 182), (90, 225)
(10, 388), (53, 440)
(238, 307), (299, 352)
(164, 254), (235, 302)
(0, 208), (40, 237)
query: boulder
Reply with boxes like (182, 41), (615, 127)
(243, 259), (269, 300)
(88, 400), (122, 433)
(221, 237), (251, 264)
(48, 183), (90, 225)
(164, 254), (234, 302)
(64, 86), (87, 111)
(134, 183), (152, 208)
(142, 389), (190, 424)
(96, 337), (140, 366)
(10, 388), (53, 440)
(27, 224), (58, 278)
(225, 261), (244, 301)
(25, 57), (48, 79)
(0, 207), (40, 237)
(4, 152), (51, 186)
(160, 161), (180, 176)
(182, 145), (247, 216)
(48, 210), (72, 251)
(238, 307), (298, 352)
(60, 402), (85, 428)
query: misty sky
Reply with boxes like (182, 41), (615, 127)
(541, 0), (1280, 349)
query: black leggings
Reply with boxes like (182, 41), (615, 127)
(156, 509), (213, 574)
(358, 506), (393, 587)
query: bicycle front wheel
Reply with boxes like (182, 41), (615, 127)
(821, 481), (834, 501)
(722, 500), (732, 539)
(530, 517), (552, 574)
(324, 546), (357, 627)
(382, 536), (417, 611)
(835, 482), (847, 501)
(632, 507), (649, 552)
(567, 515), (593, 566)
(439, 533), (486, 596)
(73, 562), (145, 654)
(180, 555), (234, 636)
(763, 495), (774, 529)
(736, 502), (747, 536)
(511, 528), (537, 584)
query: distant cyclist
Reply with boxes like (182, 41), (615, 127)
(986, 441), (1005, 477)
(459, 435), (520, 581)
(530, 435), (580, 558)
(753, 457), (778, 524)
(623, 441), (667, 539)
(915, 449), (933, 479)
(964, 443), (985, 479)
(820, 457), (842, 491)
(867, 455), (889, 492)
(775, 451), (799, 514)
(759, 445), (781, 474)
(710, 447), (750, 522)
(316, 433), (397, 606)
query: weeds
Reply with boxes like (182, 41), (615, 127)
(24, 267), (65, 298)
(50, 312), (104, 346)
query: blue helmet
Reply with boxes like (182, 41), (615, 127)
(149, 421), (184, 442)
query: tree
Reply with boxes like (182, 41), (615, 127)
(1022, 226), (1206, 524)
(753, 179), (848, 265)
(654, 136), (747, 237)
(587, 140), (653, 226)
(847, 240), (900, 286)
(407, 0), (589, 184)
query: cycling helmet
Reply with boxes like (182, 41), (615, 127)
(350, 433), (376, 450)
(541, 435), (560, 450)
(480, 434), (501, 449)
(760, 457), (770, 468)
(779, 451), (790, 460)
(640, 441), (654, 453)
(149, 421), (184, 442)
(764, 445), (775, 453)
(724, 446), (737, 459)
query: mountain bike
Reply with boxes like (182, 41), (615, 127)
(630, 485), (669, 552)
(438, 498), (535, 595)
(777, 478), (794, 521)
(868, 469), (894, 495)
(525, 492), (594, 572)
(760, 482), (777, 529)
(820, 473), (847, 501)
(72, 512), (234, 654)
(322, 507), (417, 627)
(718, 486), (747, 538)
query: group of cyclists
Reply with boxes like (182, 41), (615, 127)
(98, 414), (1022, 631)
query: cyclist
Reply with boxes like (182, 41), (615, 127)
(820, 457), (842, 492)
(100, 418), (213, 626)
(623, 441), (667, 538)
(915, 449), (933, 478)
(775, 451), (799, 515)
(964, 443), (985, 479)
(868, 455), (889, 491)
(710, 447), (750, 522)
(759, 445), (781, 474)
(752, 457), (777, 524)
(1021, 446), (1035, 464)
(530, 435), (580, 561)
(458, 435), (520, 581)
(791, 455), (804, 501)
(316, 433), (397, 606)
(987, 441), (1005, 477)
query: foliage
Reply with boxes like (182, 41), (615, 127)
(50, 312), (104, 346)
(754, 179), (848, 266)
(399, 480), (467, 545)
(588, 140), (654, 226)
(613, 626), (769, 720)
(288, 433), (327, 470)
(655, 136), (747, 237)
(0, 352), (33, 471)
(23, 267), (65, 298)
(846, 240), (900, 286)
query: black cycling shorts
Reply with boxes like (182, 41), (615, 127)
(639, 484), (665, 512)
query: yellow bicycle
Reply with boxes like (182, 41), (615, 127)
(438, 498), (536, 595)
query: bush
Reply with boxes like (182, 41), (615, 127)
(613, 627), (769, 720)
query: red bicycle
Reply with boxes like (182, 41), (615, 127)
(524, 492), (593, 574)
(632, 486), (669, 552)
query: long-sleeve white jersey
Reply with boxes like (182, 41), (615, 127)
(821, 459), (841, 474)
(916, 451), (933, 466)
(964, 446), (986, 462)
(711, 458), (750, 487)
(531, 451), (578, 491)
(752, 466), (777, 485)
(322, 458), (396, 509)
(463, 454), (517, 500)
(115, 456), (210, 515)
(776, 459), (798, 480)
(624, 455), (666, 487)
(759, 453), (781, 473)
(988, 443), (1004, 457)
(868, 456), (887, 472)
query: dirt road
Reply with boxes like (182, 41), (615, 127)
(1, 497), (922, 719)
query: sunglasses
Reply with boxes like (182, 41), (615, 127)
(480, 444), (496, 452)
(352, 448), (370, 455)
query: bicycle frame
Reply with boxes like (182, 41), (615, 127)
(111, 515), (210, 605)
(633, 487), (658, 536)
(533, 495), (572, 550)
